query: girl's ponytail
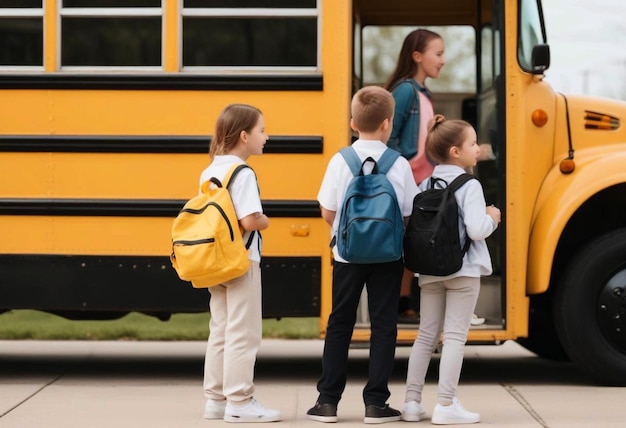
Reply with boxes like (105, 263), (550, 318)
(425, 115), (472, 163)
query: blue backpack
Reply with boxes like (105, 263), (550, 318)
(334, 146), (404, 264)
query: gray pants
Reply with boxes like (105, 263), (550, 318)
(204, 261), (262, 404)
(405, 276), (480, 406)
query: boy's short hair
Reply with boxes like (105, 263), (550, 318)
(351, 86), (395, 133)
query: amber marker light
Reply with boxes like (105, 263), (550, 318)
(532, 109), (549, 127)
(560, 158), (575, 174)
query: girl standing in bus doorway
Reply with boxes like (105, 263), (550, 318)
(201, 104), (281, 423)
(402, 115), (500, 424)
(383, 29), (445, 323)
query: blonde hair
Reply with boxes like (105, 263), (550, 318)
(425, 114), (473, 163)
(351, 86), (395, 133)
(209, 104), (262, 157)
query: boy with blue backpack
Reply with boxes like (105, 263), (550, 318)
(307, 86), (419, 424)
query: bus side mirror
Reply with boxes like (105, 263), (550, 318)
(531, 44), (550, 74)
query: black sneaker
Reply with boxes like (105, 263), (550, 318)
(398, 308), (420, 324)
(306, 402), (338, 423)
(364, 404), (401, 424)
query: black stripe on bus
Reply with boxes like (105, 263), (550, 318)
(0, 135), (323, 154)
(0, 199), (321, 218)
(0, 74), (323, 91)
(0, 255), (321, 317)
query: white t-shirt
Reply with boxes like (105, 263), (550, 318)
(317, 139), (419, 263)
(198, 155), (263, 262)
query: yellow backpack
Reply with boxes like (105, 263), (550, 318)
(170, 163), (255, 288)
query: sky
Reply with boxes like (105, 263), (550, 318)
(542, 0), (626, 99)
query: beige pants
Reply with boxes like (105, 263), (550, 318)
(203, 261), (262, 404)
(405, 276), (480, 406)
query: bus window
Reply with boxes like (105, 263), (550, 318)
(353, 19), (362, 91)
(0, 0), (43, 68)
(182, 0), (319, 71)
(60, 0), (162, 69)
(480, 25), (494, 91)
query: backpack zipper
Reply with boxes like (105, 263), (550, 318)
(173, 238), (215, 246)
(173, 202), (236, 244)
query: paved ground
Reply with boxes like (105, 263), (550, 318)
(1, 339), (624, 427)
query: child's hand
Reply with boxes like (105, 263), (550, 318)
(478, 143), (496, 161)
(487, 205), (501, 225)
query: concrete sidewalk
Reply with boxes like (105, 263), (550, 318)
(1, 340), (623, 427)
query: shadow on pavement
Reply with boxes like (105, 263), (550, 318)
(0, 341), (595, 386)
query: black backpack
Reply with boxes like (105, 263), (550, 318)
(403, 173), (476, 276)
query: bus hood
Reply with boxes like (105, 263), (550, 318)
(560, 93), (626, 152)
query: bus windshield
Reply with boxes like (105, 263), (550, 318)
(518, 0), (547, 71)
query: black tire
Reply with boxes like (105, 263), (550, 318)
(517, 294), (569, 361)
(554, 228), (626, 385)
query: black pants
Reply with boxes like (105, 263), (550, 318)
(316, 259), (403, 407)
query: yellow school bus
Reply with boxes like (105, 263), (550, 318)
(1, 1), (626, 385)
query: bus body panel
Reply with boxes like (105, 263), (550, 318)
(0, 150), (330, 202)
(527, 147), (626, 295)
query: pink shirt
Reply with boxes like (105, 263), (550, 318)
(408, 91), (435, 185)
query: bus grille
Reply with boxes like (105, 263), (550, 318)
(584, 111), (620, 130)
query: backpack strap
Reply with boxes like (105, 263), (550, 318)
(202, 163), (257, 250)
(447, 173), (476, 193)
(338, 146), (363, 177)
(391, 78), (432, 104)
(226, 164), (257, 250)
(224, 163), (252, 190)
(446, 173), (477, 255)
(339, 146), (400, 176)
(375, 148), (401, 174)
(331, 148), (359, 249)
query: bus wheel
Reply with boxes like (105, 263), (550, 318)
(516, 293), (568, 361)
(554, 228), (626, 386)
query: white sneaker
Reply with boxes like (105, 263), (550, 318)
(401, 400), (427, 422)
(471, 314), (486, 326)
(204, 399), (226, 419)
(224, 398), (281, 423)
(432, 397), (480, 425)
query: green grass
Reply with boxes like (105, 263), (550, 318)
(0, 310), (319, 341)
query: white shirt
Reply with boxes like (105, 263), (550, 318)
(317, 139), (419, 263)
(198, 155), (263, 262)
(418, 164), (498, 284)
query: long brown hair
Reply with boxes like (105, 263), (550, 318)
(383, 29), (442, 91)
(209, 104), (262, 157)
